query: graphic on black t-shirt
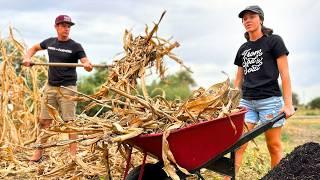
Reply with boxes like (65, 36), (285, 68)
(234, 34), (289, 100)
(47, 46), (72, 54)
(40, 37), (86, 86)
(242, 48), (263, 75)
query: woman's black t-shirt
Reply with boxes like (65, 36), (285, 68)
(234, 34), (289, 100)
(40, 37), (86, 86)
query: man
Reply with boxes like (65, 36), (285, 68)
(23, 15), (93, 162)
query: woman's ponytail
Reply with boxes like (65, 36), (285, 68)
(262, 25), (273, 36)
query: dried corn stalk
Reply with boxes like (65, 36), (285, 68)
(29, 12), (240, 179)
(0, 12), (241, 180)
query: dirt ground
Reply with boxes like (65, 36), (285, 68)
(262, 142), (320, 180)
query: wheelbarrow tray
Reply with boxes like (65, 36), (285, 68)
(127, 107), (247, 171)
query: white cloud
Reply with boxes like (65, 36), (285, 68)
(1, 0), (319, 104)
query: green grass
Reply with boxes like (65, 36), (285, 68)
(295, 106), (320, 115)
(281, 132), (291, 143)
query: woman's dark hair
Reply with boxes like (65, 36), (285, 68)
(244, 15), (273, 41)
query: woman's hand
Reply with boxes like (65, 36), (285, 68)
(280, 104), (295, 119)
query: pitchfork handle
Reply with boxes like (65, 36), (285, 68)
(29, 62), (112, 68)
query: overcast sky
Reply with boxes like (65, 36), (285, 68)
(1, 0), (319, 104)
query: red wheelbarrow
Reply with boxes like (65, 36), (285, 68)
(123, 107), (287, 180)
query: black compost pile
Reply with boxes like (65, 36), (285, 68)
(262, 142), (320, 180)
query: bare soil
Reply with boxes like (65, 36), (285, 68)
(262, 142), (320, 180)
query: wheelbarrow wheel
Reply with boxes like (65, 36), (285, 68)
(126, 163), (170, 180)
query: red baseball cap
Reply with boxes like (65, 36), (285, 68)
(55, 15), (75, 26)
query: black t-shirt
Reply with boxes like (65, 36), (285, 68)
(40, 37), (86, 86)
(234, 34), (289, 100)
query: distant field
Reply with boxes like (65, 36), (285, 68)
(294, 106), (320, 116)
(201, 115), (320, 180)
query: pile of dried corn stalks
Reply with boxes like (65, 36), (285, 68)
(0, 12), (240, 180)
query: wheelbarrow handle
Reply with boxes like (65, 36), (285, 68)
(201, 107), (298, 174)
(227, 107), (297, 151)
(267, 107), (298, 126)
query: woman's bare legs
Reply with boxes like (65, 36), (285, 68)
(224, 123), (256, 180)
(264, 127), (283, 168)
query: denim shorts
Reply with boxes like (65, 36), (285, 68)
(240, 96), (285, 128)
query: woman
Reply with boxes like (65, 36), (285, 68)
(230, 5), (295, 177)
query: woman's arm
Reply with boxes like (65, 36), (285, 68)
(234, 66), (244, 89)
(277, 55), (295, 118)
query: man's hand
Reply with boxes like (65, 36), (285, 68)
(23, 44), (42, 67)
(22, 57), (32, 67)
(80, 57), (93, 72)
(83, 61), (93, 72)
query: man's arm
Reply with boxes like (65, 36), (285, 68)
(23, 44), (43, 67)
(80, 57), (93, 72)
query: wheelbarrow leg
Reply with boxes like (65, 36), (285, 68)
(123, 146), (133, 180)
(230, 151), (236, 180)
(203, 151), (237, 179)
(137, 152), (148, 180)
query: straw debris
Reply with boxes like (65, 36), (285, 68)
(0, 12), (240, 179)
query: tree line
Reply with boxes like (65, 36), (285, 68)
(77, 68), (320, 115)
(1, 38), (319, 113)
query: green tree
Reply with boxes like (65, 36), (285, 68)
(77, 67), (109, 115)
(77, 70), (196, 116)
(278, 85), (299, 106)
(77, 68), (108, 94)
(145, 70), (196, 100)
(308, 97), (320, 109)
(292, 92), (299, 106)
